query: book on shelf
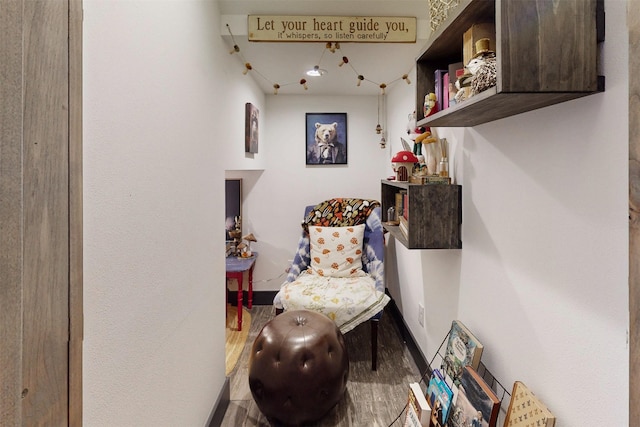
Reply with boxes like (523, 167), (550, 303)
(409, 175), (451, 185)
(504, 381), (556, 427)
(447, 61), (464, 107)
(448, 366), (501, 427)
(426, 369), (453, 427)
(442, 320), (484, 386)
(443, 72), (450, 110)
(448, 62), (464, 79)
(404, 382), (431, 427)
(434, 69), (448, 111)
(395, 191), (405, 219)
(403, 192), (409, 220)
(399, 216), (409, 240)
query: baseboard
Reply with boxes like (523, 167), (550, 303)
(206, 377), (230, 427)
(385, 292), (431, 380)
(227, 290), (278, 306)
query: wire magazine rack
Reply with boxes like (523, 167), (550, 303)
(417, 329), (512, 426)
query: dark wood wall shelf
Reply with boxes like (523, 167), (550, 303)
(381, 180), (462, 249)
(416, 0), (604, 128)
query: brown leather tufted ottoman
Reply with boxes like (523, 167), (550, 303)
(248, 310), (349, 426)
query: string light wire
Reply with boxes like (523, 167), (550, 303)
(226, 24), (413, 94)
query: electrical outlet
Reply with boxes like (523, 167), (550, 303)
(418, 303), (425, 327)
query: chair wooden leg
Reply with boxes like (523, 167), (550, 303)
(371, 319), (379, 371)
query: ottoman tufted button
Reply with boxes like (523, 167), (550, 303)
(248, 310), (349, 427)
(294, 314), (307, 326)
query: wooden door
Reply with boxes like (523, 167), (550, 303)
(630, 1), (640, 424)
(0, 0), (83, 425)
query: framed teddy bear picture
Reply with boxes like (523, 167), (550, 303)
(305, 112), (348, 165)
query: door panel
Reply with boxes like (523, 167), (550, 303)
(0, 1), (26, 423)
(630, 0), (640, 423)
(21, 0), (70, 424)
(0, 0), (82, 424)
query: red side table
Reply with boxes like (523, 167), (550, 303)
(225, 252), (257, 331)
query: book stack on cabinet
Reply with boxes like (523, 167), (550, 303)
(381, 180), (461, 249)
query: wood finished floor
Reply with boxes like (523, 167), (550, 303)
(221, 305), (424, 427)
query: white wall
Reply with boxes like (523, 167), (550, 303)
(222, 69), (267, 171)
(384, 66), (463, 362)
(243, 95), (391, 290)
(82, 1), (262, 424)
(386, 1), (629, 425)
(83, 0), (629, 425)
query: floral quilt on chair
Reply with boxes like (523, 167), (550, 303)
(274, 198), (390, 333)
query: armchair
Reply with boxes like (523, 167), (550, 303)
(273, 198), (390, 370)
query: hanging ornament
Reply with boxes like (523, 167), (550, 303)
(377, 94), (388, 149)
(226, 24), (241, 56)
(300, 79), (308, 90)
(243, 63), (252, 75)
(273, 83), (280, 95)
(402, 74), (411, 84)
(379, 83), (387, 95)
(326, 42), (338, 53)
(376, 94), (385, 135)
(357, 75), (364, 86)
(339, 56), (349, 67)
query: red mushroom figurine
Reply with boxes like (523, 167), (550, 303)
(391, 151), (419, 182)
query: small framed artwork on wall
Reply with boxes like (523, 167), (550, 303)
(245, 103), (259, 153)
(305, 112), (347, 165)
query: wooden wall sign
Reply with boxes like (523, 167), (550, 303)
(248, 15), (416, 43)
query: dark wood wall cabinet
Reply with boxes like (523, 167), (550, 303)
(381, 180), (462, 249)
(416, 0), (605, 127)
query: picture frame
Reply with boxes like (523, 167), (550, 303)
(305, 112), (347, 165)
(245, 103), (259, 153)
(225, 178), (242, 241)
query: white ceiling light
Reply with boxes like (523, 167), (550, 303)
(306, 65), (327, 77)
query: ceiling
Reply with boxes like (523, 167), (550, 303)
(218, 0), (431, 96)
